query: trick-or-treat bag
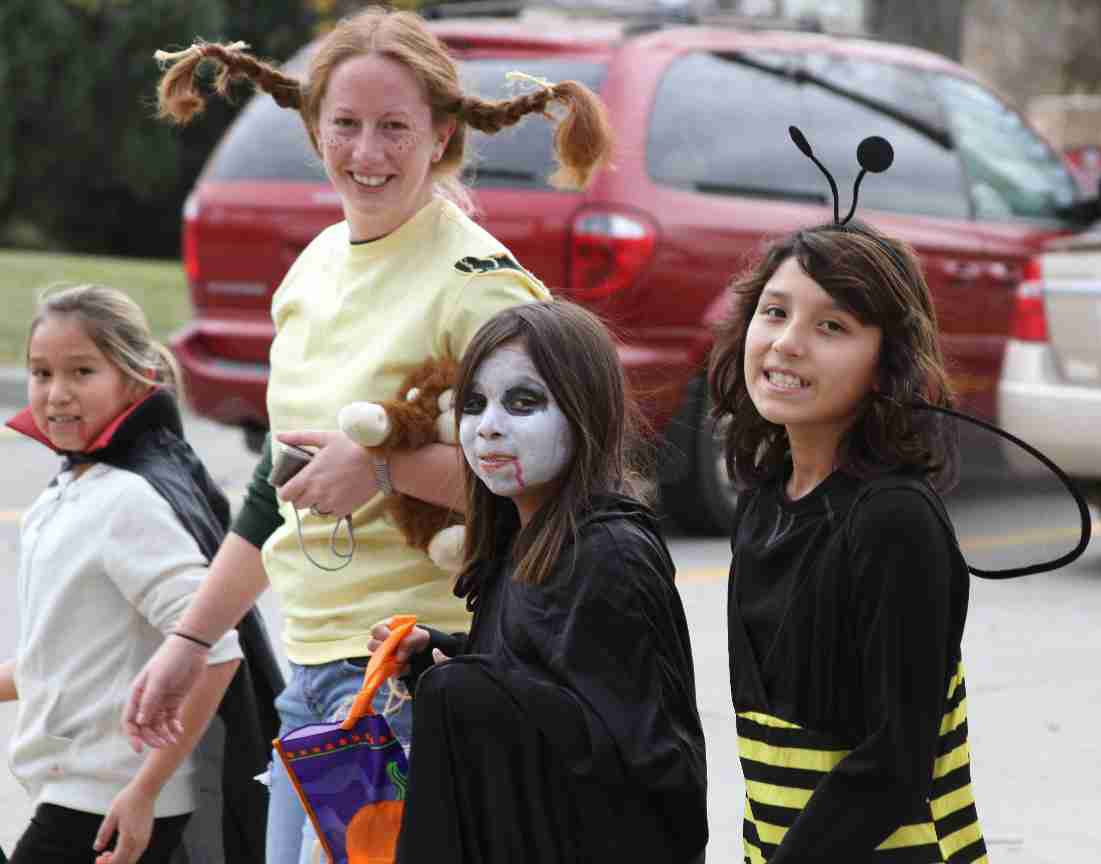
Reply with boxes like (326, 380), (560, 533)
(274, 615), (416, 864)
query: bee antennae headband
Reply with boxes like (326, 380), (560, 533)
(788, 124), (1092, 577)
(788, 125), (894, 225)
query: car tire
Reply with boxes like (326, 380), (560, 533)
(243, 423), (267, 455)
(1084, 480), (1101, 518)
(660, 379), (739, 536)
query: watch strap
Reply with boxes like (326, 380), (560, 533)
(373, 453), (394, 495)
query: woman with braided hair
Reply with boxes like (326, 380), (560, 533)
(124, 7), (610, 863)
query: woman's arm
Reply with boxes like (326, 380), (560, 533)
(276, 430), (465, 514)
(0, 658), (16, 702)
(121, 442), (275, 747)
(174, 533), (270, 643)
(123, 533), (268, 750)
(389, 443), (465, 511)
(96, 659), (240, 863)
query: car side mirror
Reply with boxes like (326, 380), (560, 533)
(1058, 179), (1101, 225)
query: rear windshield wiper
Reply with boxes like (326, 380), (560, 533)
(466, 167), (538, 182)
(719, 51), (953, 150)
(692, 182), (828, 204)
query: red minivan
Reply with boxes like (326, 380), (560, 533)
(173, 11), (1089, 532)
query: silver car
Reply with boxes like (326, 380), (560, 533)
(997, 226), (1101, 505)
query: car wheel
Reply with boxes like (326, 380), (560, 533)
(1084, 480), (1101, 518)
(693, 399), (739, 535)
(660, 383), (739, 536)
(243, 423), (267, 455)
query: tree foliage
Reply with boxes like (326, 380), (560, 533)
(0, 0), (317, 257)
(864, 0), (963, 62)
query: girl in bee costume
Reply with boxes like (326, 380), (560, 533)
(709, 128), (1091, 864)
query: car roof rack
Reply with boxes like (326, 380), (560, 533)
(420, 0), (527, 19)
(418, 0), (865, 39)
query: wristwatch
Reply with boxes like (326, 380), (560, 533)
(372, 453), (394, 495)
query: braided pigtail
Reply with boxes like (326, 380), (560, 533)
(153, 40), (303, 125)
(456, 74), (612, 190)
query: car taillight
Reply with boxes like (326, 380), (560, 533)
(567, 208), (656, 300)
(1008, 256), (1048, 342)
(181, 192), (200, 285)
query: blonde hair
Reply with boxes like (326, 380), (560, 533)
(28, 284), (181, 396)
(153, 6), (613, 196)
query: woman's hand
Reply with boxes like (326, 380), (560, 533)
(368, 620), (432, 676)
(276, 430), (378, 516)
(93, 780), (155, 864)
(122, 635), (208, 752)
(0, 658), (17, 702)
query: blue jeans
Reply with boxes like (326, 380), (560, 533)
(266, 658), (414, 864)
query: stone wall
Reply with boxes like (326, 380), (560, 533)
(964, 0), (1101, 147)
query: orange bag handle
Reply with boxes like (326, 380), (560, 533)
(340, 614), (417, 730)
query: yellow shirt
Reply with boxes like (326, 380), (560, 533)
(264, 197), (550, 664)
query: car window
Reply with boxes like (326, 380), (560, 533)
(930, 73), (1078, 223)
(204, 95), (327, 182)
(647, 51), (971, 220)
(204, 52), (327, 183)
(458, 57), (607, 189)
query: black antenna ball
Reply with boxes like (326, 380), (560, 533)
(788, 125), (895, 224)
(857, 136), (894, 173)
(789, 126), (813, 158)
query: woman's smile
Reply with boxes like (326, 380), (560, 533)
(317, 54), (454, 241)
(350, 173), (392, 189)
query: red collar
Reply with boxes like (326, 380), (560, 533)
(4, 389), (159, 455)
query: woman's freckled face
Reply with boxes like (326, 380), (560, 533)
(316, 53), (454, 242)
(459, 343), (575, 526)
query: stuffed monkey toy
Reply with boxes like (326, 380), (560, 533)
(338, 357), (465, 573)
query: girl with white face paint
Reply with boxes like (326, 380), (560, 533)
(369, 302), (708, 864)
(458, 342), (574, 526)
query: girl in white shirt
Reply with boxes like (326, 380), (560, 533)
(1, 284), (244, 864)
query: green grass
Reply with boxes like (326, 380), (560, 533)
(0, 250), (191, 364)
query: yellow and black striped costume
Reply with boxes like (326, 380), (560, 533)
(729, 472), (988, 863)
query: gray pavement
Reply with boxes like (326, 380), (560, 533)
(0, 368), (25, 407)
(0, 382), (1098, 861)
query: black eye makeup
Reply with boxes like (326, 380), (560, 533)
(503, 386), (548, 415)
(461, 391), (487, 415)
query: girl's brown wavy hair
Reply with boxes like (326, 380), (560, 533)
(708, 220), (958, 491)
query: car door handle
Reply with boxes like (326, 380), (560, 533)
(984, 261), (1023, 286)
(937, 259), (983, 280)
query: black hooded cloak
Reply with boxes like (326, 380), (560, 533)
(396, 494), (708, 864)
